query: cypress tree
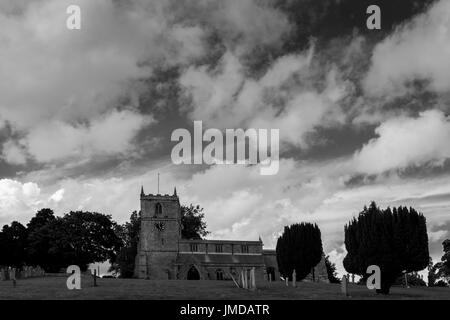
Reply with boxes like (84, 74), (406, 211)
(276, 222), (323, 281)
(343, 202), (429, 294)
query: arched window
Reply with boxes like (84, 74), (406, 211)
(216, 269), (224, 280)
(155, 203), (162, 215)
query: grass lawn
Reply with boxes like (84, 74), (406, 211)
(0, 276), (449, 300)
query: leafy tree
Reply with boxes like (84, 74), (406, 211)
(181, 204), (210, 240)
(325, 255), (341, 283)
(27, 208), (56, 232)
(428, 257), (438, 287)
(428, 239), (450, 286)
(343, 202), (429, 294)
(394, 272), (426, 286)
(441, 239), (450, 270)
(55, 211), (122, 271)
(434, 280), (448, 287)
(0, 221), (28, 267)
(26, 208), (57, 269)
(113, 211), (141, 278)
(28, 211), (121, 272)
(276, 223), (323, 281)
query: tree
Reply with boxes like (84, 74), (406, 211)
(27, 211), (121, 272)
(428, 239), (450, 286)
(428, 257), (438, 287)
(325, 255), (340, 283)
(55, 211), (122, 271)
(343, 202), (429, 294)
(27, 208), (56, 232)
(441, 239), (450, 270)
(0, 221), (28, 267)
(26, 208), (57, 269)
(113, 211), (141, 278)
(181, 204), (210, 240)
(276, 223), (323, 281)
(394, 272), (426, 286)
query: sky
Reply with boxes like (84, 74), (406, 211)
(1, 0), (450, 277)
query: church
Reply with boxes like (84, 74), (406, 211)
(134, 186), (328, 282)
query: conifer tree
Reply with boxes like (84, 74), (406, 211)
(343, 202), (429, 294)
(276, 223), (323, 281)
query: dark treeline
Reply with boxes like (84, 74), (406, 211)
(0, 204), (209, 276)
(0, 209), (121, 272)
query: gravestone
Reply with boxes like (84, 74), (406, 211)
(292, 270), (296, 287)
(341, 275), (348, 297)
(240, 270), (247, 289)
(250, 268), (256, 291)
(9, 268), (16, 287)
(93, 269), (98, 287)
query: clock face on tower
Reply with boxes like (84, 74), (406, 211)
(154, 222), (165, 232)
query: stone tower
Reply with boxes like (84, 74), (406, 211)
(134, 187), (181, 279)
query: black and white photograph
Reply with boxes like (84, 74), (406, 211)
(0, 0), (450, 310)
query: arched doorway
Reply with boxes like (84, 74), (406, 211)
(216, 269), (224, 280)
(187, 266), (200, 280)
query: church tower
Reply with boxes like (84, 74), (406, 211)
(134, 186), (181, 279)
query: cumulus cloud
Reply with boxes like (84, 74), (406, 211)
(24, 109), (153, 163)
(429, 229), (448, 242)
(49, 188), (65, 203)
(0, 0), (210, 166)
(169, 0), (292, 56)
(180, 47), (349, 148)
(0, 179), (43, 223)
(2, 109), (153, 164)
(364, 0), (450, 97)
(205, 0), (291, 54)
(1, 140), (27, 165)
(353, 110), (450, 174)
(0, 0), (209, 128)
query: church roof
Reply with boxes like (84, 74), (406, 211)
(176, 253), (265, 266)
(179, 239), (262, 245)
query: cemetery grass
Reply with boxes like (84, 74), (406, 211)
(0, 276), (449, 300)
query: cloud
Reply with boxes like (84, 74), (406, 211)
(25, 109), (153, 163)
(0, 0), (209, 166)
(353, 110), (450, 174)
(2, 109), (153, 164)
(206, 0), (292, 54)
(326, 244), (347, 277)
(49, 188), (65, 203)
(180, 47), (349, 148)
(364, 0), (450, 98)
(1, 140), (27, 165)
(0, 179), (43, 224)
(170, 0), (292, 56)
(429, 229), (448, 243)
